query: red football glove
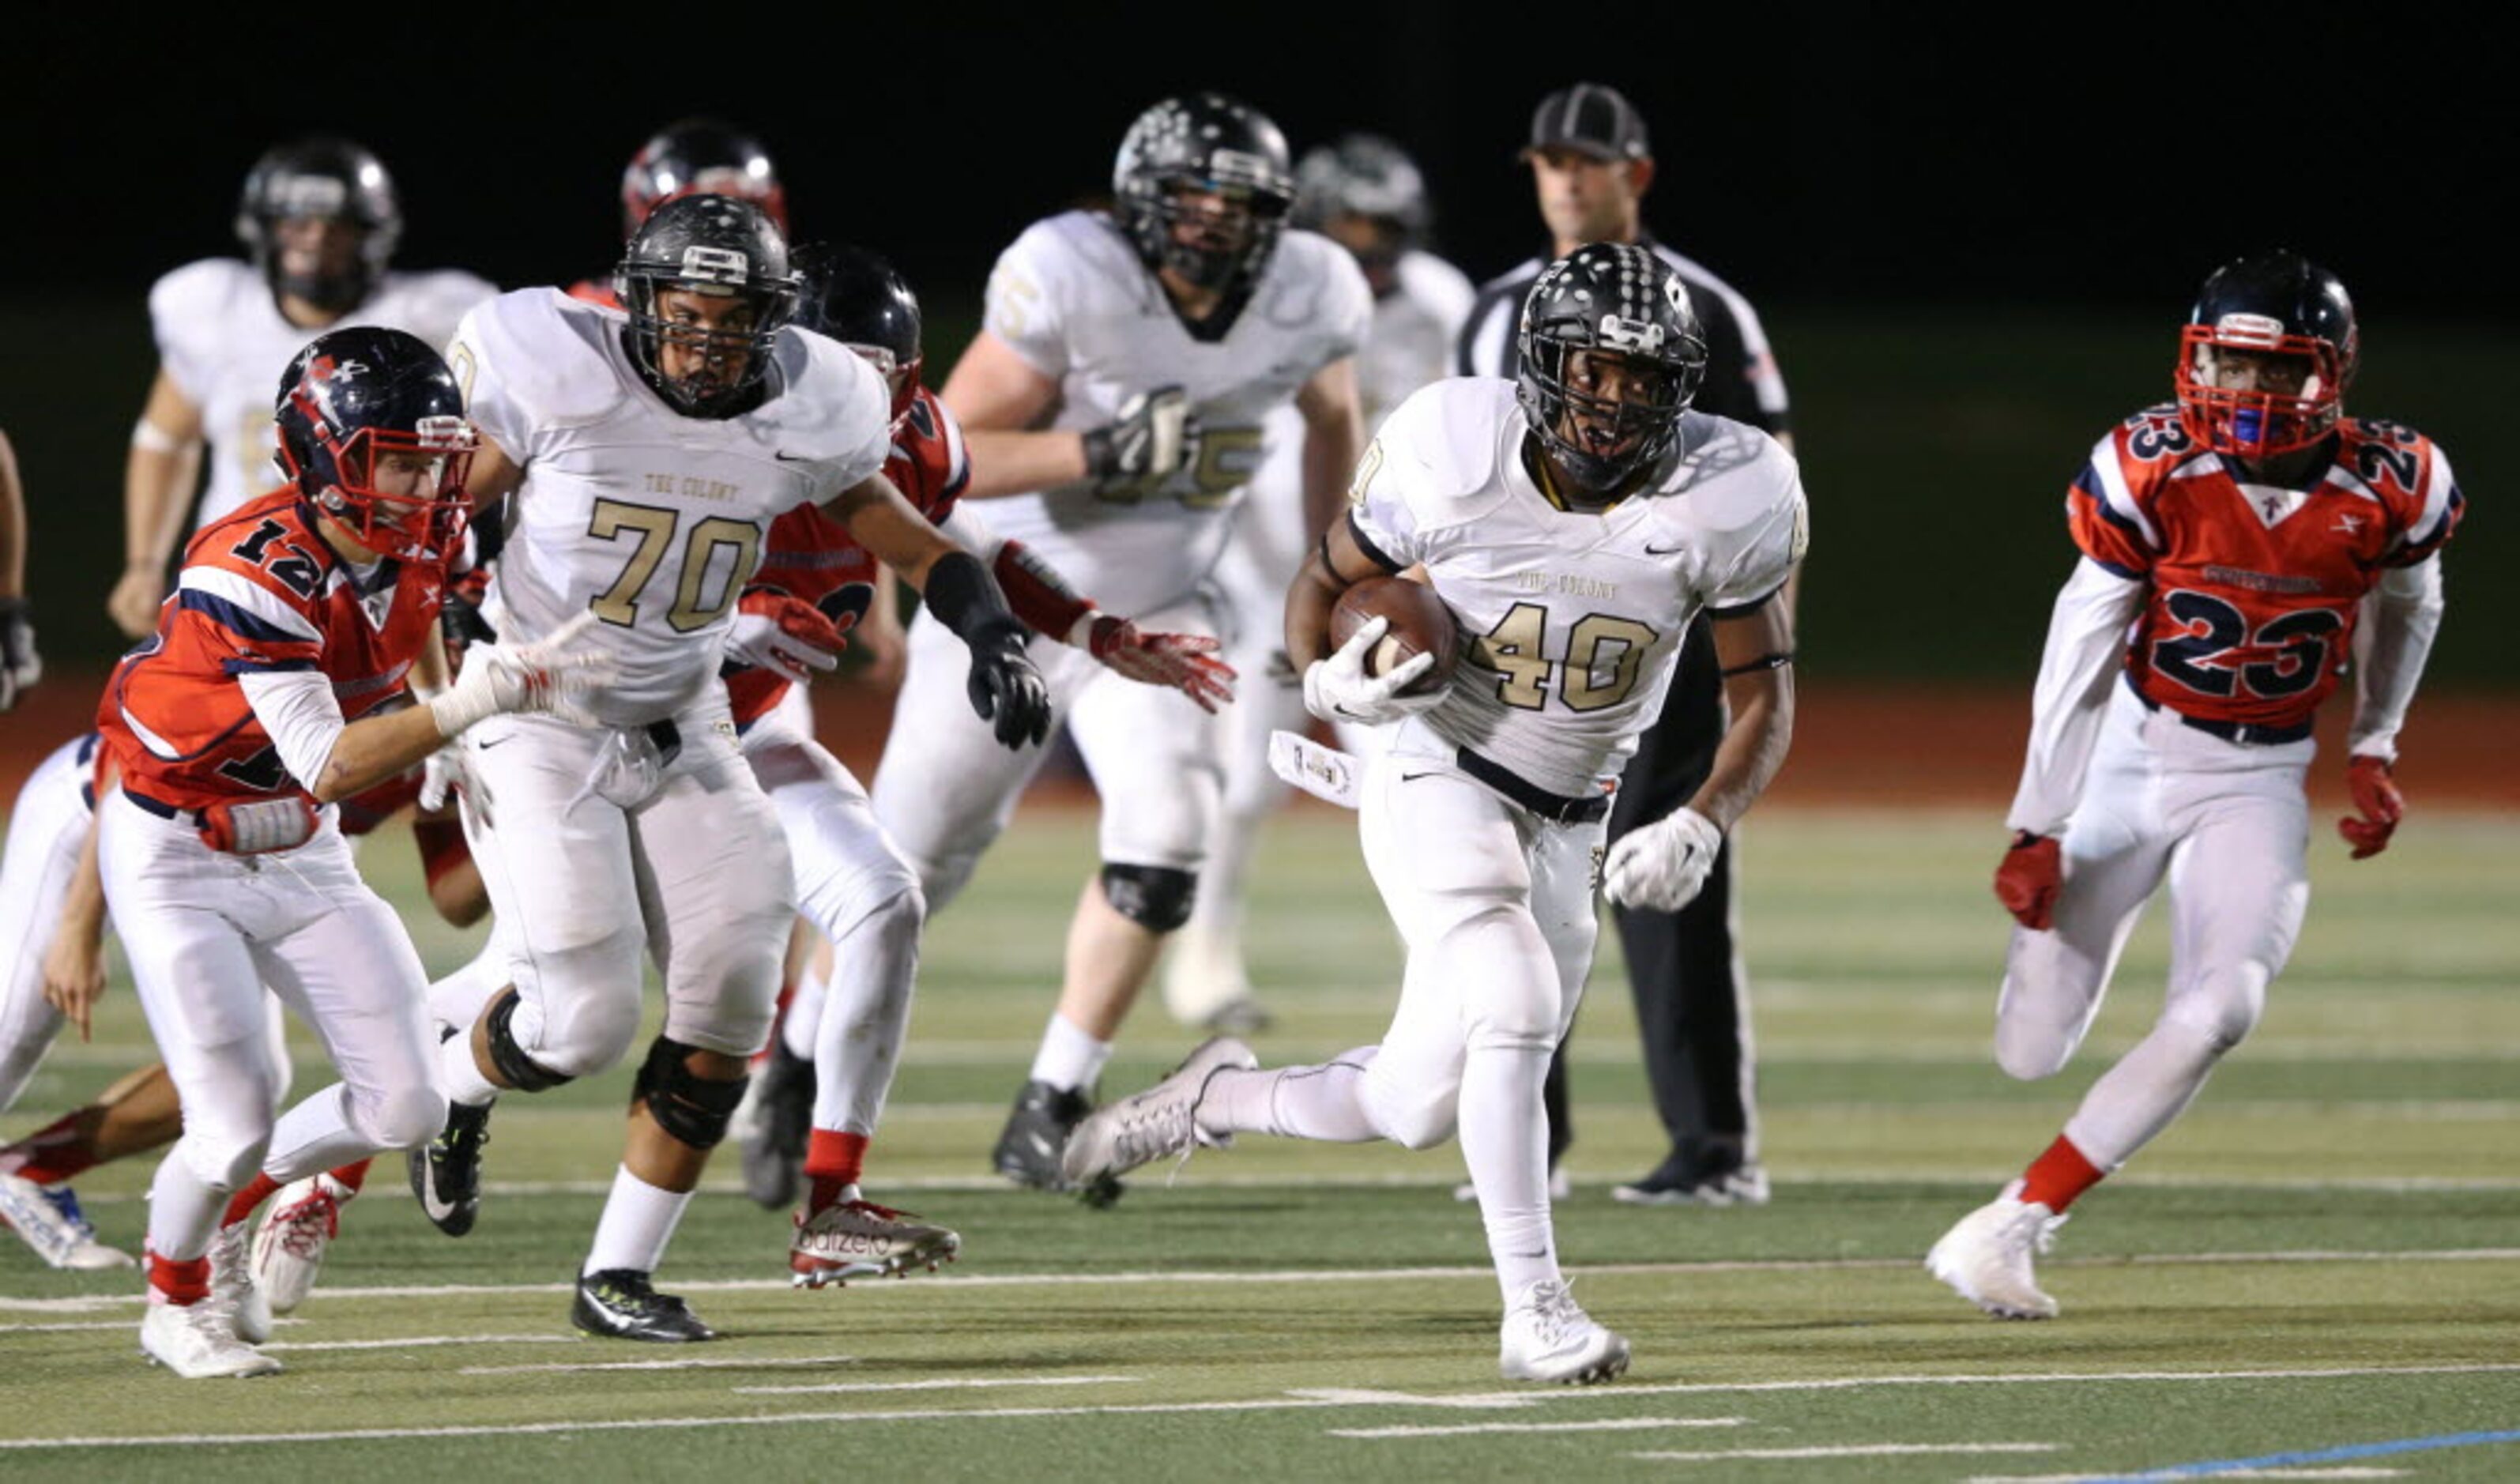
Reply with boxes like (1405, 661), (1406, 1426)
(2339, 755), (2404, 861)
(728, 590), (853, 684)
(1994, 831), (2063, 929)
(1082, 614), (1237, 714)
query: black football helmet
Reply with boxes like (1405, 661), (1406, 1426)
(2175, 250), (2359, 460)
(1516, 243), (1709, 493)
(1112, 92), (1296, 294)
(620, 118), (788, 238)
(274, 326), (473, 564)
(793, 243), (924, 430)
(615, 194), (801, 418)
(235, 137), (401, 314)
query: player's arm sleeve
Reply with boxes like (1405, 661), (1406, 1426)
(1343, 433), (1426, 574)
(2384, 442), (2465, 568)
(978, 231), (1071, 382)
(2064, 437), (2161, 578)
(2347, 554), (2446, 762)
(2006, 557), (2144, 836)
(147, 268), (218, 408)
(236, 668), (350, 791)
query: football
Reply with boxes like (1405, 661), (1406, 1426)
(1330, 575), (1460, 695)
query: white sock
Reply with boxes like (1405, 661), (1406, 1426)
(439, 1027), (502, 1108)
(1458, 1041), (1560, 1305)
(581, 1165), (694, 1277)
(781, 959), (829, 1062)
(2063, 1017), (2228, 1168)
(145, 1148), (228, 1264)
(1028, 1012), (1111, 1094)
(1200, 1051), (1383, 1143)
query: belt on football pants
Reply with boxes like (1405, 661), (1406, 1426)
(2125, 675), (2315, 746)
(120, 786), (331, 827)
(1456, 747), (1612, 825)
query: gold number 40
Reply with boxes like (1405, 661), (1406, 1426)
(586, 498), (762, 632)
(1469, 601), (1659, 713)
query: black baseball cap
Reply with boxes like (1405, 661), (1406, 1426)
(1524, 82), (1652, 162)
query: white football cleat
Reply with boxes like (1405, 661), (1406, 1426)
(789, 1188), (962, 1288)
(0, 1174), (134, 1270)
(1058, 1036), (1258, 1189)
(1926, 1179), (2066, 1320)
(140, 1300), (282, 1379)
(252, 1173), (350, 1314)
(1498, 1278), (1631, 1384)
(206, 1218), (275, 1345)
(1159, 923), (1272, 1035)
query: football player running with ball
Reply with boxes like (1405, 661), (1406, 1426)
(96, 329), (604, 1378)
(1927, 251), (2462, 1320)
(868, 93), (1369, 1196)
(1063, 243), (1806, 1384)
(412, 195), (1049, 1342)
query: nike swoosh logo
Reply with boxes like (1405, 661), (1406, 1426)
(1644, 541), (1688, 556)
(774, 450), (817, 464)
(1399, 770), (1441, 782)
(476, 737), (507, 750)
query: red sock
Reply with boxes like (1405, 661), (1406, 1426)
(221, 1172), (282, 1229)
(804, 1129), (868, 1213)
(2, 1111), (99, 1185)
(327, 1158), (372, 1195)
(148, 1250), (211, 1305)
(2018, 1135), (2105, 1212)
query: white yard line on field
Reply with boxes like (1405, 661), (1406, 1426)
(460, 1352), (860, 1375)
(6, 1249), (2518, 1315)
(262, 1334), (577, 1352)
(3, 1363), (2517, 1452)
(733, 1375), (1139, 1395)
(1633, 1442), (2061, 1461)
(1332, 1417), (1747, 1438)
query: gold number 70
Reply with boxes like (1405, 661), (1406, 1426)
(586, 498), (763, 633)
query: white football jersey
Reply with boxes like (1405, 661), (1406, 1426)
(976, 210), (1372, 616)
(1351, 379), (1807, 799)
(452, 288), (891, 726)
(148, 259), (497, 533)
(1237, 247), (1475, 588)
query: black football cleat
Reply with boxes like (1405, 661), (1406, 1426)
(991, 1079), (1090, 1189)
(571, 1268), (718, 1343)
(408, 1099), (492, 1236)
(741, 1040), (816, 1210)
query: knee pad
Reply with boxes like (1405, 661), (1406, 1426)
(355, 1085), (451, 1152)
(631, 1036), (749, 1150)
(485, 991), (578, 1093)
(2166, 966), (2269, 1053)
(1101, 863), (1196, 933)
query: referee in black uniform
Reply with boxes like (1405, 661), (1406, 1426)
(1456, 82), (1792, 1205)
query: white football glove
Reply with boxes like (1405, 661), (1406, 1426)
(1301, 616), (1448, 727)
(427, 611), (615, 736)
(416, 744), (470, 813)
(1603, 807), (1722, 913)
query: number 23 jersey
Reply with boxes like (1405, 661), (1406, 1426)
(450, 288), (891, 727)
(2070, 405), (2462, 732)
(1350, 379), (1807, 800)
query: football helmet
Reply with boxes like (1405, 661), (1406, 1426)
(615, 194), (801, 418)
(274, 326), (473, 564)
(1113, 93), (1295, 294)
(235, 137), (401, 314)
(620, 119), (788, 238)
(1516, 243), (1708, 492)
(1293, 134), (1431, 243)
(2175, 250), (2359, 460)
(793, 243), (923, 430)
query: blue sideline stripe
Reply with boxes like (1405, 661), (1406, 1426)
(2089, 1426), (2520, 1482)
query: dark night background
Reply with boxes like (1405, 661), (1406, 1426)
(7, 9), (2511, 698)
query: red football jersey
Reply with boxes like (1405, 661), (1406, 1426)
(2069, 406), (2463, 731)
(100, 491), (447, 815)
(725, 386), (970, 728)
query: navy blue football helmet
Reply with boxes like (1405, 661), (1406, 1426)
(274, 326), (473, 563)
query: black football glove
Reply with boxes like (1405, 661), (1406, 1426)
(966, 624), (1052, 749)
(1080, 386), (1197, 489)
(0, 598), (39, 712)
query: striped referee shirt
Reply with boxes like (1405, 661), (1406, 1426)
(1453, 235), (1791, 438)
